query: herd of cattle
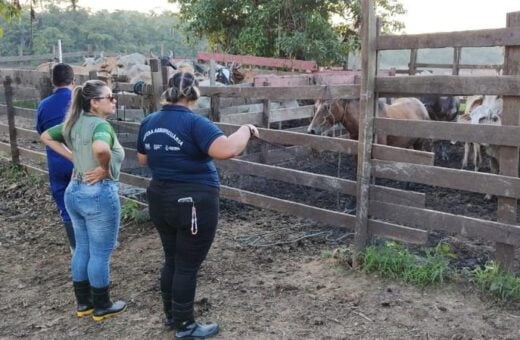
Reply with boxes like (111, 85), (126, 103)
(33, 53), (504, 186)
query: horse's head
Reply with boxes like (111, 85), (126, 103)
(308, 99), (340, 135)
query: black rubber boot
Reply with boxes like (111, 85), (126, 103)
(161, 291), (174, 329)
(174, 321), (220, 339)
(73, 281), (94, 317)
(91, 286), (126, 321)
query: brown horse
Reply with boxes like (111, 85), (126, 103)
(307, 97), (430, 149)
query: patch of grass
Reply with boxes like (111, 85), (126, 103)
(5, 163), (26, 182)
(121, 199), (149, 223)
(361, 241), (453, 287)
(13, 99), (38, 109)
(473, 261), (520, 303)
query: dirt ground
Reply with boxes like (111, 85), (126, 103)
(2, 147), (520, 340)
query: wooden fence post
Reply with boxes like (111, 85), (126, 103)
(353, 0), (378, 266)
(209, 60), (221, 122)
(452, 47), (461, 75)
(149, 58), (163, 113)
(496, 11), (520, 270)
(3, 76), (20, 165)
(210, 96), (221, 122)
(408, 48), (418, 75)
(260, 99), (271, 163)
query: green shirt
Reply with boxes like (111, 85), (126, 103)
(47, 115), (125, 181)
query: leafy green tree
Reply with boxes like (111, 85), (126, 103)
(0, 4), (207, 59)
(0, 0), (22, 37)
(170, 0), (405, 66)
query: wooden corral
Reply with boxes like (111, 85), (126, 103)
(1, 1), (520, 270)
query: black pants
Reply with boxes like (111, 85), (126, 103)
(147, 179), (219, 323)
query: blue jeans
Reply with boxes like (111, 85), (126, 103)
(65, 180), (121, 288)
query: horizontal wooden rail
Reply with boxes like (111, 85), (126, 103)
(220, 105), (314, 125)
(377, 27), (520, 50)
(215, 158), (425, 207)
(373, 159), (520, 199)
(376, 75), (520, 96)
(0, 123), (39, 141)
(0, 104), (36, 120)
(199, 85), (360, 100)
(197, 52), (318, 72)
(0, 68), (90, 87)
(370, 201), (520, 246)
(217, 123), (434, 165)
(412, 63), (502, 70)
(219, 186), (427, 244)
(0, 51), (91, 63)
(375, 118), (520, 146)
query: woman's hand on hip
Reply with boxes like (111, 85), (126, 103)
(84, 166), (110, 184)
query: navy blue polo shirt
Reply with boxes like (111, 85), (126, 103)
(35, 88), (73, 174)
(137, 104), (224, 188)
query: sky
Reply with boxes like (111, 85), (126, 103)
(82, 0), (520, 34)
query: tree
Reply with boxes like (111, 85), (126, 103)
(0, 0), (22, 37)
(170, 0), (405, 66)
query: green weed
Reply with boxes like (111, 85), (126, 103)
(361, 241), (453, 287)
(121, 199), (149, 223)
(473, 261), (520, 303)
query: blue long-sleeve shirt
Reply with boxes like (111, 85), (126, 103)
(36, 87), (74, 222)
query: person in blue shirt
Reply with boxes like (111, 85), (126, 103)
(36, 63), (75, 252)
(137, 71), (258, 339)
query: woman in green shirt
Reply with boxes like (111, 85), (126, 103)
(40, 79), (126, 321)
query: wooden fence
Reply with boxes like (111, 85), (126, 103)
(352, 1), (520, 269)
(1, 0), (520, 269)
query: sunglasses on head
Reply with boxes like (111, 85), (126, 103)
(94, 95), (116, 102)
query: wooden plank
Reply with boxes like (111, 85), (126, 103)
(220, 105), (314, 125)
(3, 77), (20, 165)
(375, 118), (520, 146)
(220, 186), (427, 244)
(197, 52), (318, 71)
(0, 86), (39, 100)
(372, 159), (520, 199)
(239, 145), (309, 164)
(269, 105), (314, 123)
(452, 47), (461, 76)
(0, 124), (38, 141)
(220, 111), (262, 125)
(199, 85), (360, 100)
(496, 11), (520, 270)
(376, 75), (520, 96)
(0, 51), (88, 63)
(370, 201), (520, 245)
(0, 142), (45, 162)
(218, 123), (433, 165)
(115, 93), (144, 108)
(378, 27), (520, 50)
(408, 48), (417, 75)
(313, 72), (358, 85)
(0, 104), (36, 120)
(254, 74), (311, 87)
(354, 0), (378, 262)
(372, 143), (433, 166)
(215, 158), (425, 207)
(414, 63), (502, 70)
(0, 68), (90, 87)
